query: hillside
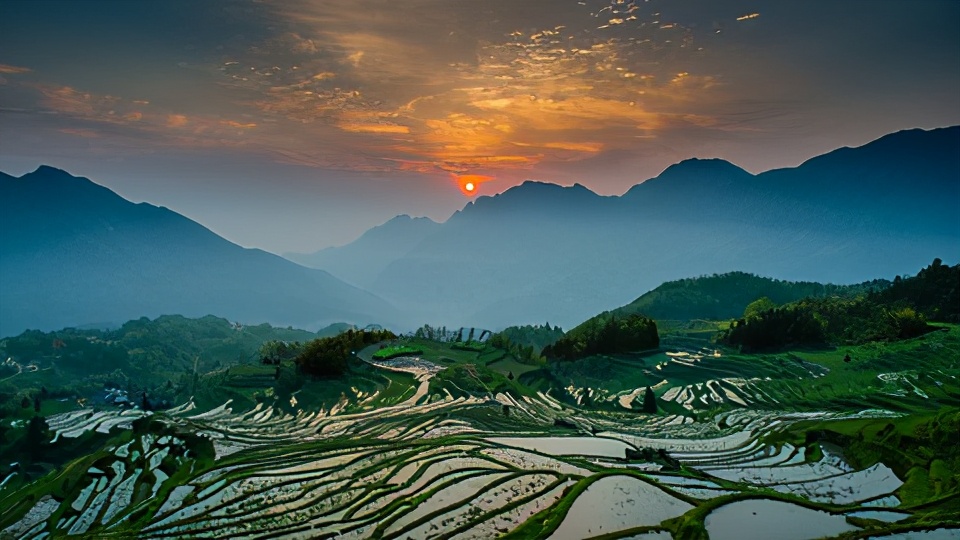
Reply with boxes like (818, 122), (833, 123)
(2, 274), (958, 540)
(0, 167), (398, 336)
(719, 260), (959, 351)
(0, 314), (336, 416)
(298, 127), (960, 329)
(613, 271), (890, 321)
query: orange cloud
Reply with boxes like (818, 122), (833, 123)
(338, 123), (410, 134)
(166, 114), (189, 128)
(220, 120), (257, 129)
(514, 141), (604, 154)
(0, 64), (31, 74)
(20, 2), (737, 178)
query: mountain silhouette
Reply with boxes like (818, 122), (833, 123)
(0, 166), (397, 336)
(292, 126), (960, 329)
(285, 214), (440, 288)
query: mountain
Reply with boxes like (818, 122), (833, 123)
(284, 214), (440, 287)
(0, 166), (397, 337)
(294, 126), (960, 329)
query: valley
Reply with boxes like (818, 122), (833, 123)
(2, 307), (957, 538)
(3, 3), (958, 538)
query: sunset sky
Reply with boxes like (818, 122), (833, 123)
(1, 0), (958, 252)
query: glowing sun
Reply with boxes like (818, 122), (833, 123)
(454, 173), (492, 196)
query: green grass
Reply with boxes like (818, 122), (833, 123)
(450, 341), (486, 352)
(403, 338), (485, 365)
(487, 357), (540, 378)
(372, 346), (424, 360)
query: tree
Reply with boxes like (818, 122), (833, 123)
(542, 313), (658, 361)
(642, 386), (657, 414)
(25, 416), (50, 456)
(259, 340), (300, 365)
(743, 297), (777, 320)
(295, 329), (396, 378)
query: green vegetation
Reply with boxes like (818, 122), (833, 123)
(0, 315), (326, 421)
(614, 271), (888, 322)
(769, 408), (960, 507)
(643, 386), (658, 413)
(2, 261), (958, 539)
(490, 323), (565, 353)
(450, 341), (486, 352)
(877, 258), (960, 322)
(295, 329), (396, 378)
(430, 363), (517, 397)
(257, 340), (304, 365)
(719, 260), (957, 351)
(543, 312), (659, 361)
(372, 345), (423, 360)
(743, 296), (777, 320)
(720, 297), (932, 351)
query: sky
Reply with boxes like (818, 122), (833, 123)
(1, 0), (958, 253)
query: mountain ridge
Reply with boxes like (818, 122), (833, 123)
(0, 167), (399, 337)
(293, 126), (960, 329)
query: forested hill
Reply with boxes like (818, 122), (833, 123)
(876, 258), (960, 322)
(718, 259), (958, 352)
(0, 315), (342, 416)
(612, 272), (889, 321)
(542, 313), (659, 361)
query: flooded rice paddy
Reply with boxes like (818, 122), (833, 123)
(3, 340), (950, 539)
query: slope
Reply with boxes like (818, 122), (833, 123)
(0, 166), (397, 336)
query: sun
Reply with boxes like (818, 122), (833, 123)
(453, 173), (492, 196)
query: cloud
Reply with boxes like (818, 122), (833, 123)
(58, 128), (100, 138)
(28, 84), (264, 153)
(222, 0), (737, 175)
(338, 123), (410, 134)
(166, 114), (189, 128)
(0, 64), (31, 74)
(11, 1), (749, 178)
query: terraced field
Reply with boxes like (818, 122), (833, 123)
(2, 328), (958, 539)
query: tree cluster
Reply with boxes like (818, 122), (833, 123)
(489, 323), (564, 354)
(719, 259), (955, 351)
(258, 340), (303, 365)
(617, 271), (890, 322)
(413, 324), (450, 341)
(294, 329), (396, 378)
(875, 258), (959, 322)
(720, 296), (933, 352)
(542, 313), (659, 361)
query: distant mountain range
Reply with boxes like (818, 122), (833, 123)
(3, 127), (957, 336)
(285, 214), (441, 288)
(0, 166), (397, 337)
(290, 126), (960, 329)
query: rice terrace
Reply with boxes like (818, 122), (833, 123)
(1, 2), (959, 538)
(1, 263), (958, 539)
